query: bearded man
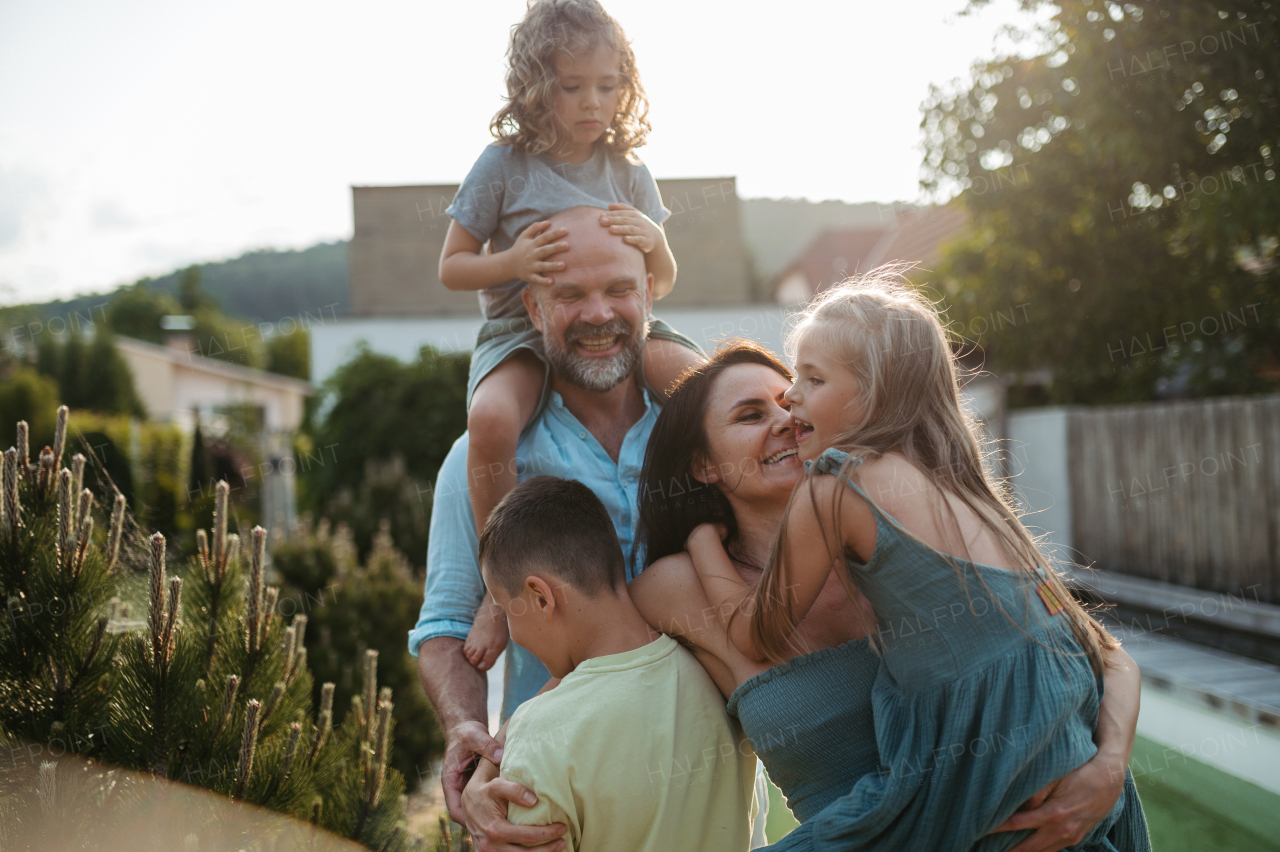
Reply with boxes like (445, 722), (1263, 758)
(410, 205), (704, 848)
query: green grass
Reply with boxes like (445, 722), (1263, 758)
(764, 773), (800, 843)
(1129, 734), (1280, 852)
(1134, 772), (1279, 851)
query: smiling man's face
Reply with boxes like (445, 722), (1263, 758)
(521, 206), (653, 392)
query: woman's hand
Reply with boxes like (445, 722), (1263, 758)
(601, 203), (661, 253)
(988, 749), (1127, 852)
(507, 221), (569, 286)
(461, 757), (567, 852)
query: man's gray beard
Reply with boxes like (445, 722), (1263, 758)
(543, 315), (648, 392)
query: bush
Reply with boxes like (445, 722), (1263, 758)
(0, 368), (60, 449)
(267, 328), (310, 380)
(273, 517), (442, 786)
(318, 457), (432, 571)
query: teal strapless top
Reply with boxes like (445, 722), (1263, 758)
(727, 639), (880, 823)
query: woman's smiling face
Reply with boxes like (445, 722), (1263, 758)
(784, 334), (866, 461)
(697, 363), (801, 501)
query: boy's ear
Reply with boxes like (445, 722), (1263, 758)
(526, 576), (557, 621)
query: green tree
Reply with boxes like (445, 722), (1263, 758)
(267, 328), (311, 380)
(301, 345), (468, 565)
(922, 0), (1279, 404)
(178, 265), (215, 313)
(0, 368), (60, 449)
(105, 284), (181, 345)
(81, 328), (144, 416)
(34, 328), (144, 417)
(190, 308), (267, 370)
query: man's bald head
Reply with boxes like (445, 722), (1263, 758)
(521, 206), (653, 393)
(543, 206), (646, 283)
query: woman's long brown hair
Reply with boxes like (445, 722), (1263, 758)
(750, 265), (1118, 675)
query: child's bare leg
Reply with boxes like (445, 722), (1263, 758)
(642, 339), (705, 400)
(463, 352), (541, 672)
(464, 593), (508, 671)
(467, 350), (543, 535)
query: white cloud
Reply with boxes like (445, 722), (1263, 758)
(0, 165), (52, 250)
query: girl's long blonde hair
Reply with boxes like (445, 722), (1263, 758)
(491, 0), (650, 160)
(751, 264), (1118, 674)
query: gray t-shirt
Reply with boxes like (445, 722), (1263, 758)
(446, 142), (670, 320)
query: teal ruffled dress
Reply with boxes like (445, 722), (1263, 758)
(755, 448), (1150, 852)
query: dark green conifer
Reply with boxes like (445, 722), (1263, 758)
(0, 405), (417, 850)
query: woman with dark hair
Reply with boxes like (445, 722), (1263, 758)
(628, 340), (1144, 851)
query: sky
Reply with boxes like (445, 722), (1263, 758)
(0, 0), (1051, 305)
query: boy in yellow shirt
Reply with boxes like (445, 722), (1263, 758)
(478, 475), (755, 852)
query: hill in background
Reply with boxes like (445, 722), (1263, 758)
(26, 198), (896, 324)
(32, 242), (349, 327)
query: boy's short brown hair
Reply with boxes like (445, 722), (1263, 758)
(478, 475), (625, 598)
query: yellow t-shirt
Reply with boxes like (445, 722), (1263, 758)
(501, 635), (756, 852)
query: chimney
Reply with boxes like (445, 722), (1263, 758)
(160, 315), (197, 354)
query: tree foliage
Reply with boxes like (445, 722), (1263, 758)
(301, 345), (469, 566)
(0, 370), (59, 450)
(922, 0), (1279, 404)
(104, 284), (181, 346)
(268, 327), (311, 380)
(34, 327), (144, 418)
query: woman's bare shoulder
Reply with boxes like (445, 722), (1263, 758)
(628, 553), (701, 613)
(629, 553), (727, 648)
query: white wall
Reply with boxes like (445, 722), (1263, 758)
(309, 306), (800, 385)
(1006, 407), (1074, 562)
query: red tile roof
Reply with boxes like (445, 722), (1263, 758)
(773, 203), (970, 301)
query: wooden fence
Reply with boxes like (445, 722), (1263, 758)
(1068, 394), (1280, 604)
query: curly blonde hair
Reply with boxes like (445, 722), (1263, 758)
(490, 0), (650, 160)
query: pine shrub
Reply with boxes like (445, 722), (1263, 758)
(0, 406), (420, 850)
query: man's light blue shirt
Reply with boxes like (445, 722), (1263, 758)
(408, 388), (660, 722)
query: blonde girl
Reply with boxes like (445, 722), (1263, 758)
(440, 0), (704, 671)
(687, 267), (1149, 851)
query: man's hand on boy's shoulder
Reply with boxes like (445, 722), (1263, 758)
(442, 720), (505, 822)
(462, 757), (568, 852)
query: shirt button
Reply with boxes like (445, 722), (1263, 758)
(578, 431), (586, 439)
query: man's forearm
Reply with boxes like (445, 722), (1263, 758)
(418, 636), (489, 734)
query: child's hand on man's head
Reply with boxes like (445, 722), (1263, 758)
(509, 220), (569, 286)
(601, 203), (660, 253)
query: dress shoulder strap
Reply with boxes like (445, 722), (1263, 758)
(804, 447), (875, 503)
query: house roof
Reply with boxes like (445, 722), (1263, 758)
(115, 336), (313, 395)
(862, 203), (970, 271)
(772, 203), (970, 300)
